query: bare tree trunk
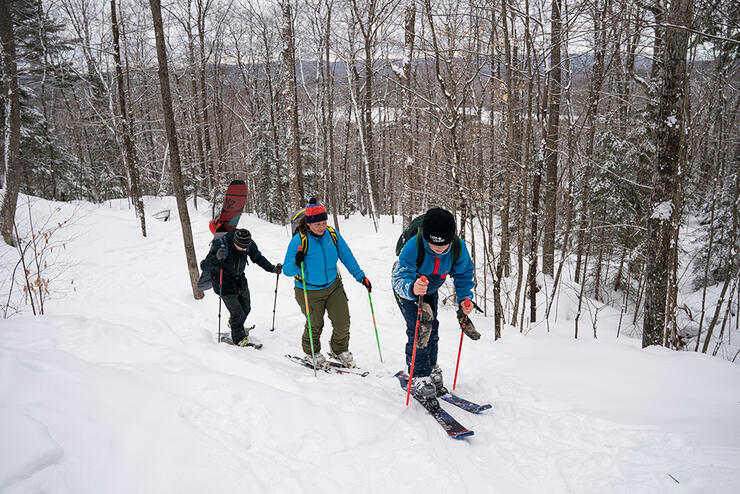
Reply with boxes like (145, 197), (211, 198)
(324, 0), (340, 229)
(530, 157), (543, 324)
(111, 0), (146, 237)
(149, 0), (204, 300)
(345, 22), (378, 229)
(0, 0), (22, 246)
(500, 0), (513, 277)
(696, 160), (719, 350)
(259, 24), (287, 221)
(349, 0), (384, 212)
(642, 0), (693, 347)
(702, 157), (739, 352)
(196, 0), (216, 195)
(280, 0), (304, 210)
(400, 1), (415, 224)
(542, 0), (561, 277)
(187, 26), (206, 204)
(575, 0), (609, 283)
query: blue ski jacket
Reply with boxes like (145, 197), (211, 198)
(282, 228), (366, 290)
(392, 234), (475, 303)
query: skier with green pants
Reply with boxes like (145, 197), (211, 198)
(281, 198), (371, 368)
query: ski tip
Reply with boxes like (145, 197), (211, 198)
(451, 430), (474, 439)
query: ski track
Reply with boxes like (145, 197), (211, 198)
(1, 197), (739, 493)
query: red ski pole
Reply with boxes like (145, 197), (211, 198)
(452, 299), (473, 391)
(406, 276), (427, 406)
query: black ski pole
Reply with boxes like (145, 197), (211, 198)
(270, 273), (279, 331)
(217, 268), (224, 343)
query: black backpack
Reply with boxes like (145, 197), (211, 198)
(395, 214), (462, 269)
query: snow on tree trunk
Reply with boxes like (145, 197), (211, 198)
(642, 0), (693, 348)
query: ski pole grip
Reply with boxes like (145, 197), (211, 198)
(463, 299), (472, 308)
(420, 275), (427, 283)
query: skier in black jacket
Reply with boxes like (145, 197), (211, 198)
(201, 228), (282, 345)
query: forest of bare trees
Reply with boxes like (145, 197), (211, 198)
(0, 0), (738, 356)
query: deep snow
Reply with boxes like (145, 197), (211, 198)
(1, 195), (739, 494)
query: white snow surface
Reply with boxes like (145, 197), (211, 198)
(1, 196), (739, 494)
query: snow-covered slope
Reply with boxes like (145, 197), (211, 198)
(1, 196), (739, 493)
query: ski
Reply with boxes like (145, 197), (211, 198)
(325, 359), (370, 377)
(219, 334), (263, 349)
(325, 355), (371, 377)
(395, 371), (474, 439)
(285, 355), (368, 377)
(439, 393), (492, 414)
(219, 326), (261, 349)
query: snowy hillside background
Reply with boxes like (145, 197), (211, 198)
(1, 195), (739, 493)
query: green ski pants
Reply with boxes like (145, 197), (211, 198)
(294, 277), (351, 355)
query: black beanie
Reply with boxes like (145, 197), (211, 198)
(422, 208), (456, 245)
(233, 229), (252, 248)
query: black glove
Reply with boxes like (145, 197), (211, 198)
(361, 277), (372, 292)
(273, 263), (283, 274)
(295, 249), (306, 265)
(216, 245), (227, 261)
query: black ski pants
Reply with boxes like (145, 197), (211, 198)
(221, 282), (251, 343)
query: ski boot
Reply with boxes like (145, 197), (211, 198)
(411, 376), (438, 405)
(329, 351), (356, 368)
(305, 352), (328, 370)
(430, 364), (449, 397)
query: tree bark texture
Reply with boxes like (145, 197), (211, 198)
(149, 0), (204, 300)
(642, 0), (693, 347)
(0, 0), (22, 246)
(280, 0), (304, 211)
(111, 0), (146, 237)
(542, 0), (562, 276)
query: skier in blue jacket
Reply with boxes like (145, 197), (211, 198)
(282, 198), (371, 368)
(392, 207), (477, 402)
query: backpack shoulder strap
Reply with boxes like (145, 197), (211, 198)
(452, 236), (462, 264)
(298, 231), (308, 254)
(415, 228), (425, 269)
(326, 226), (339, 246)
(294, 232), (309, 284)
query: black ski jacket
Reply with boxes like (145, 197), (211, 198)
(201, 230), (276, 295)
